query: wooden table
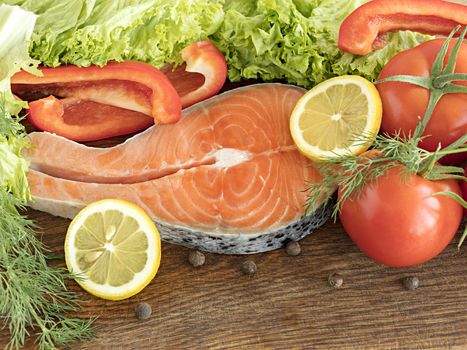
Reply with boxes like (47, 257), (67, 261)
(3, 209), (464, 349)
(3, 11), (467, 345)
(2, 78), (467, 349)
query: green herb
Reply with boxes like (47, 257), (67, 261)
(305, 27), (467, 244)
(0, 5), (95, 348)
(0, 191), (95, 350)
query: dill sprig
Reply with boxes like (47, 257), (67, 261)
(0, 92), (94, 350)
(0, 190), (95, 350)
(305, 128), (466, 219)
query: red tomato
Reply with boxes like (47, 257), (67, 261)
(377, 39), (467, 164)
(338, 165), (463, 267)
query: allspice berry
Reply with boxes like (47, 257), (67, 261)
(188, 250), (205, 267)
(328, 272), (344, 289)
(402, 276), (419, 290)
(242, 260), (257, 275)
(135, 302), (152, 320)
(286, 241), (301, 256)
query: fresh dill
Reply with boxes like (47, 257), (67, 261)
(0, 97), (95, 350)
(0, 191), (96, 350)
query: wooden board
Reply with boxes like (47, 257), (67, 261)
(2, 83), (467, 349)
(4, 210), (466, 349)
(2, 4), (467, 343)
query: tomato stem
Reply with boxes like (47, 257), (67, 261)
(444, 83), (467, 94)
(432, 191), (467, 210)
(376, 75), (430, 89)
(458, 225), (467, 250)
(376, 26), (467, 142)
(435, 147), (467, 156)
(433, 73), (467, 87)
(413, 90), (443, 139)
(430, 191), (467, 249)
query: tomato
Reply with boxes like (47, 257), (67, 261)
(338, 165), (463, 267)
(377, 39), (467, 164)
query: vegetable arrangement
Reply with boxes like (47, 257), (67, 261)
(6, 0), (424, 86)
(306, 27), (467, 267)
(0, 0), (466, 349)
(11, 41), (227, 141)
(0, 5), (94, 349)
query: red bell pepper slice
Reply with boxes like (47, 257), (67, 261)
(161, 40), (227, 107)
(338, 0), (467, 55)
(11, 41), (226, 142)
(27, 96), (155, 142)
(12, 61), (182, 141)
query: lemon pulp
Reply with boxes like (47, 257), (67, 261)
(290, 75), (382, 160)
(65, 199), (161, 300)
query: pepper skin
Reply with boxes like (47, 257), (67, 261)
(338, 0), (467, 55)
(11, 41), (227, 142)
(162, 40), (227, 107)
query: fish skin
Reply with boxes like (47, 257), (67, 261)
(141, 203), (332, 254)
(26, 84), (332, 253)
(28, 168), (333, 254)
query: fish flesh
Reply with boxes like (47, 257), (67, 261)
(27, 84), (332, 254)
(27, 84), (301, 184)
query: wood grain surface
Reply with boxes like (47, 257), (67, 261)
(3, 210), (466, 350)
(2, 88), (467, 350)
(2, 3), (467, 345)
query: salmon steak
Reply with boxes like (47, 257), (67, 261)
(26, 84), (332, 254)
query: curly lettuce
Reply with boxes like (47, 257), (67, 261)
(213, 0), (426, 87)
(4, 0), (225, 67)
(4, 0), (427, 87)
(0, 4), (40, 202)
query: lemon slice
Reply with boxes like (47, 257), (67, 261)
(65, 199), (161, 300)
(290, 75), (382, 160)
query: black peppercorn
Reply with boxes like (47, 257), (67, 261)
(286, 241), (301, 256)
(242, 260), (257, 275)
(135, 302), (152, 320)
(188, 250), (206, 267)
(328, 272), (344, 289)
(402, 276), (419, 290)
(188, 250), (205, 267)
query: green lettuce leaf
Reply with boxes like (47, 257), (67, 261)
(0, 119), (30, 202)
(0, 4), (40, 112)
(212, 0), (426, 87)
(5, 0), (225, 68)
(6, 0), (427, 87)
(0, 4), (39, 202)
